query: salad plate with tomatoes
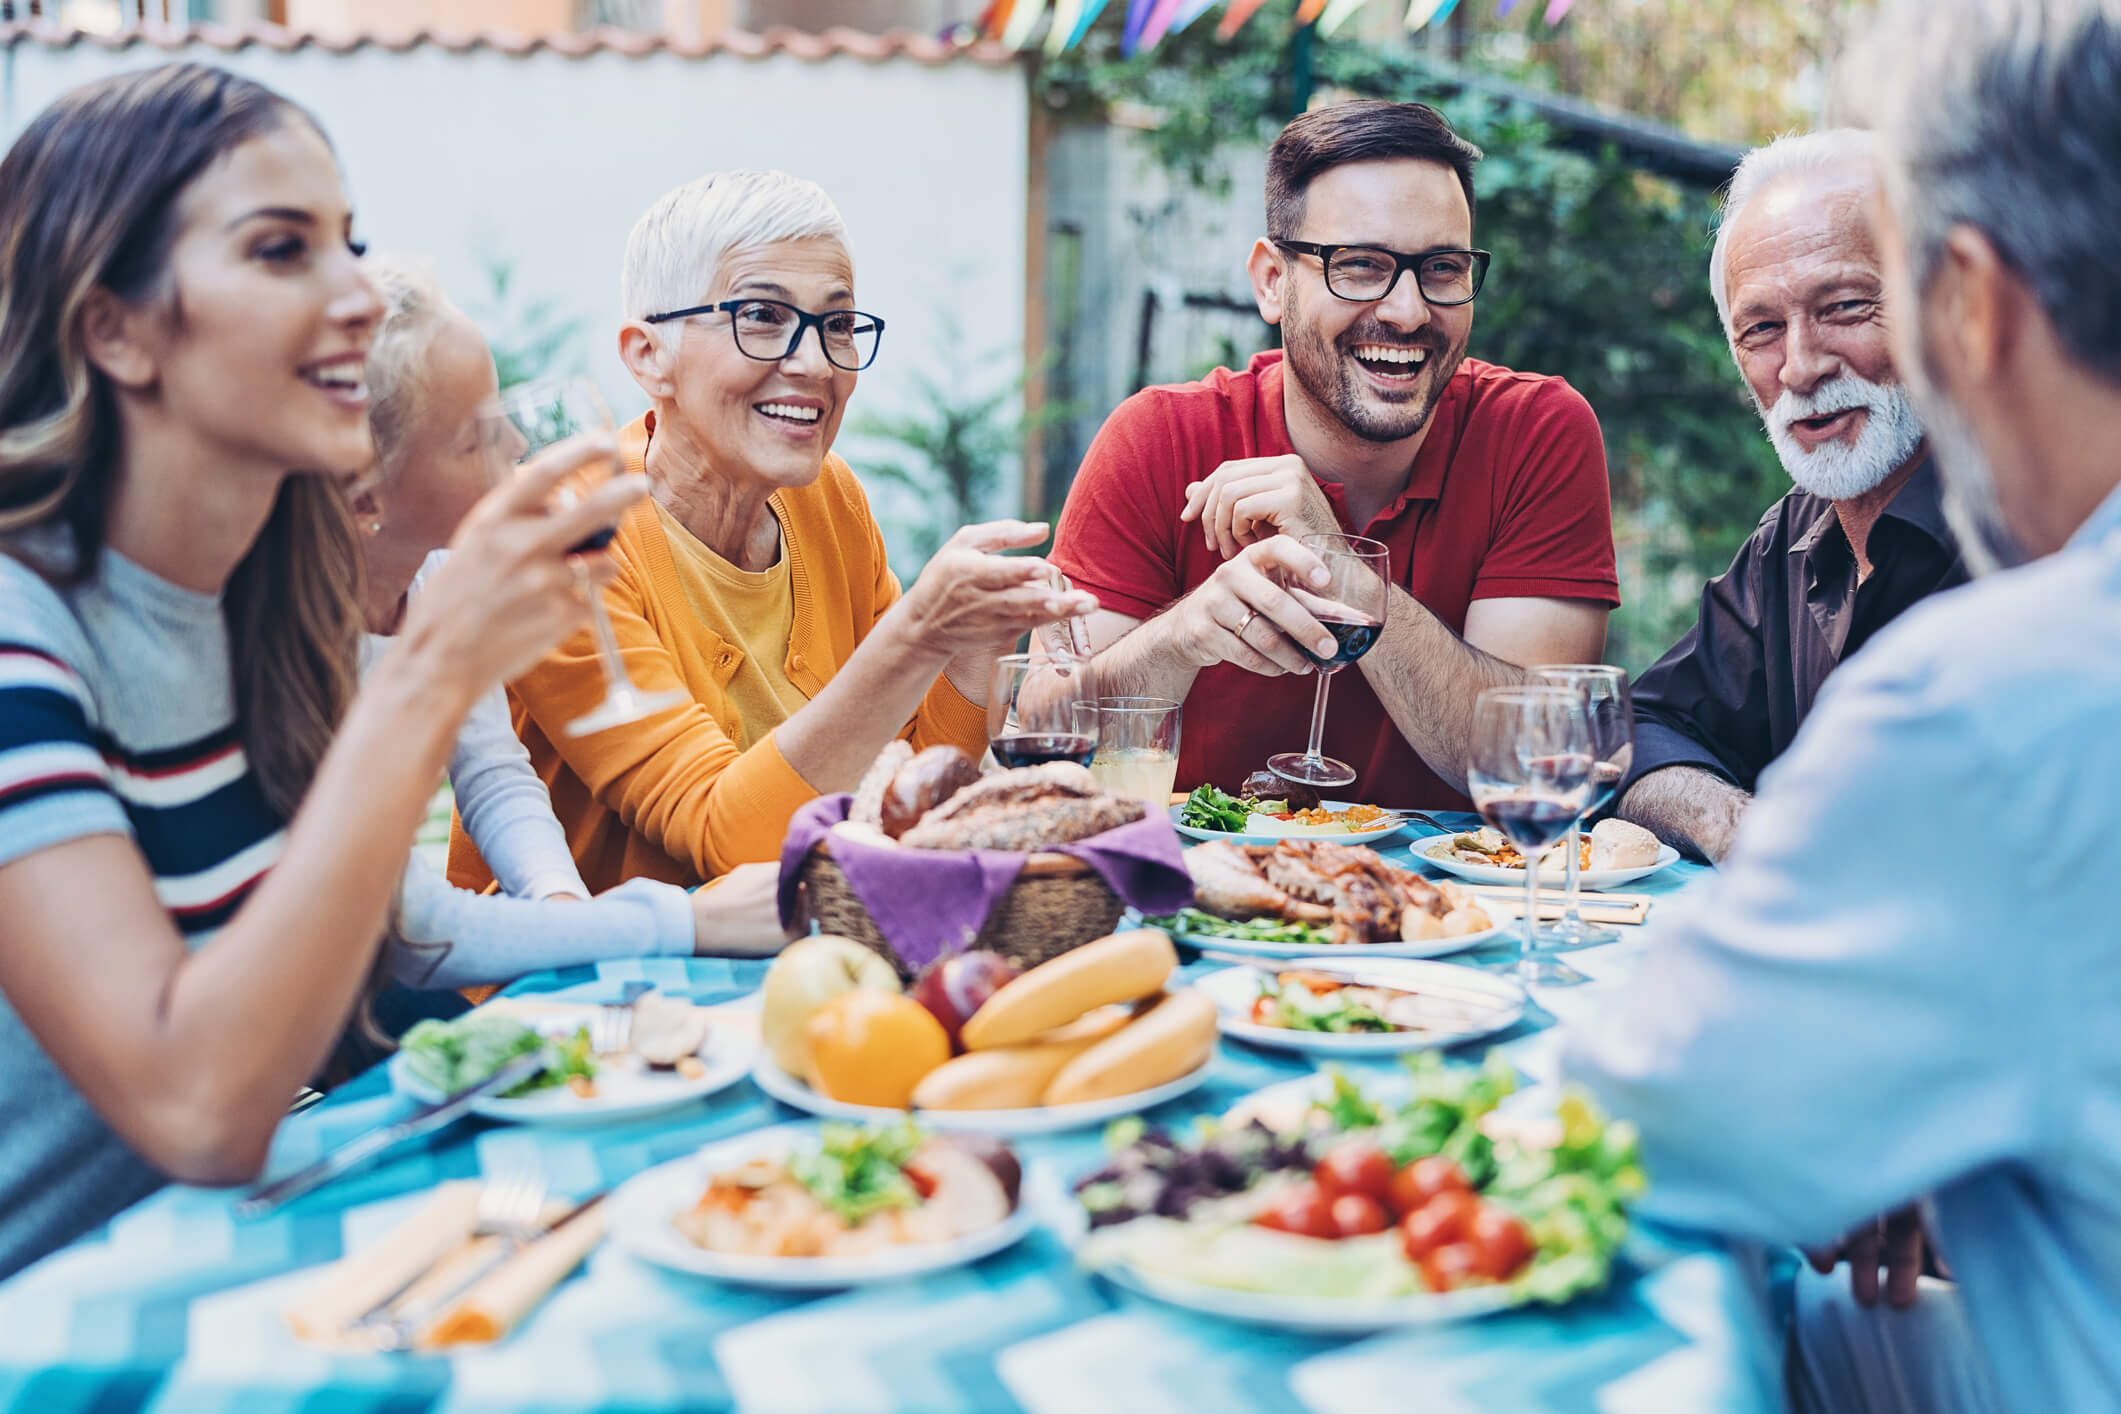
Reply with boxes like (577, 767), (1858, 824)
(1068, 1055), (1645, 1332)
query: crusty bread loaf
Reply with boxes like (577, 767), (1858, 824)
(849, 740), (915, 828)
(901, 792), (1143, 851)
(879, 745), (982, 839)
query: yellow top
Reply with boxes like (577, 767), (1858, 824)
(651, 499), (809, 752)
(447, 410), (988, 894)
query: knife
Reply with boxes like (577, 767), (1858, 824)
(234, 1052), (548, 1220)
(363, 1188), (612, 1350)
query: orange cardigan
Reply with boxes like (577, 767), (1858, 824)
(447, 413), (987, 894)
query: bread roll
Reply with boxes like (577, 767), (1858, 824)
(1588, 818), (1660, 870)
(880, 745), (982, 839)
(849, 741), (915, 828)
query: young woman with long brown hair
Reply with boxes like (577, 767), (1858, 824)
(0, 64), (643, 1278)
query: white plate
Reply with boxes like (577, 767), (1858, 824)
(1196, 960), (1526, 1055)
(750, 1053), (1213, 1135)
(607, 1125), (1038, 1289)
(1160, 918), (1506, 961)
(1096, 1257), (1517, 1333)
(390, 1009), (756, 1127)
(1169, 801), (1406, 848)
(1413, 835), (1681, 891)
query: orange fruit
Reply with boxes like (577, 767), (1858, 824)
(804, 990), (951, 1109)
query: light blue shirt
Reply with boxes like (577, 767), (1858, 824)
(1565, 480), (2121, 1410)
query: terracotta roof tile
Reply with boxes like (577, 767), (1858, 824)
(0, 19), (1014, 66)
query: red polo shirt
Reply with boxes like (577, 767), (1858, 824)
(1051, 351), (1617, 810)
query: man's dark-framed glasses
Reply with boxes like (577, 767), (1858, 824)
(642, 298), (886, 372)
(1273, 241), (1491, 307)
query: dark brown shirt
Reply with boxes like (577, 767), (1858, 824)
(1626, 458), (1966, 797)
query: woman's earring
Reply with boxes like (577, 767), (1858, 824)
(365, 519), (383, 535)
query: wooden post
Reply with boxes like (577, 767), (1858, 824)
(1021, 91), (1051, 521)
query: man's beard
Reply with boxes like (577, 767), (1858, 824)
(1757, 372), (1926, 501)
(1280, 282), (1469, 445)
(1903, 355), (2028, 577)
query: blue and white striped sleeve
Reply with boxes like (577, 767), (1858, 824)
(0, 632), (130, 870)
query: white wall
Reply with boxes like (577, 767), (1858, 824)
(0, 37), (1031, 539)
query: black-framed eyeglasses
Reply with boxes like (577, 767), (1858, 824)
(1273, 240), (1491, 307)
(642, 297), (886, 372)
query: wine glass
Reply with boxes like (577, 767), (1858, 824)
(1531, 665), (1635, 950)
(1466, 685), (1594, 988)
(1035, 568), (1095, 660)
(481, 377), (687, 737)
(987, 651), (1099, 768)
(1267, 532), (1390, 791)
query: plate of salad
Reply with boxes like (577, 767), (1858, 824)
(1171, 785), (1407, 847)
(390, 999), (754, 1126)
(607, 1122), (1039, 1289)
(1196, 959), (1526, 1055)
(1144, 907), (1504, 961)
(1067, 1054), (1644, 1332)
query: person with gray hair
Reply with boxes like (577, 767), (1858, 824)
(349, 252), (789, 979)
(452, 170), (1092, 896)
(1615, 129), (1965, 863)
(1566, 2), (2121, 1410)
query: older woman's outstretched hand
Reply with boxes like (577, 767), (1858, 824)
(398, 434), (649, 705)
(901, 520), (1099, 660)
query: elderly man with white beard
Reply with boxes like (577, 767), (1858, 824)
(1568, 2), (2121, 1407)
(1615, 130), (1965, 864)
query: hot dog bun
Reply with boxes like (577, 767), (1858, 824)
(909, 1005), (1136, 1110)
(959, 930), (1177, 1050)
(1041, 988), (1216, 1106)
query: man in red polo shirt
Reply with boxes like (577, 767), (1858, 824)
(1052, 99), (1617, 809)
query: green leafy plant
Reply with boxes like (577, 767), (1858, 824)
(466, 251), (588, 392)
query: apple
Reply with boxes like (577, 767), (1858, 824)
(760, 935), (901, 1081)
(911, 951), (1022, 1048)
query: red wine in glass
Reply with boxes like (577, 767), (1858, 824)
(1297, 616), (1383, 674)
(1478, 793), (1583, 854)
(990, 732), (1098, 768)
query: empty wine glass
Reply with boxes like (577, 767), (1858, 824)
(988, 651), (1098, 768)
(1466, 685), (1594, 988)
(1267, 532), (1389, 791)
(1531, 665), (1634, 950)
(480, 377), (687, 737)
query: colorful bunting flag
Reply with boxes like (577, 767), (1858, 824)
(1543, 0), (1573, 19)
(1118, 0), (1158, 52)
(980, 0), (1012, 39)
(1217, 0), (1275, 40)
(1001, 0), (1047, 48)
(1135, 0), (1193, 51)
(1295, 0), (1332, 23)
(1164, 0), (1220, 35)
(1054, 0), (1112, 51)
(1496, 0), (1520, 15)
(1318, 0), (1371, 35)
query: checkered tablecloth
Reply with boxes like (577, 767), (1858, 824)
(0, 826), (1784, 1413)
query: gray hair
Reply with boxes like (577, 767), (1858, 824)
(1852, 0), (2121, 384)
(361, 250), (454, 485)
(620, 169), (850, 324)
(1708, 129), (1882, 335)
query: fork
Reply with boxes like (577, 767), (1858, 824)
(362, 1165), (549, 1352)
(590, 979), (650, 1056)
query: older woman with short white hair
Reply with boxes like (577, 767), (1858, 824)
(451, 170), (1090, 895)
(354, 253), (784, 972)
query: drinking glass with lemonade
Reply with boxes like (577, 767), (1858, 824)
(1089, 697), (1183, 808)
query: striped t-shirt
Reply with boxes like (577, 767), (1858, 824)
(0, 544), (285, 1278)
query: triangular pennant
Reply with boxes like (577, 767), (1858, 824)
(1052, 0), (1112, 50)
(1166, 0), (1220, 33)
(1136, 0), (1191, 50)
(1119, 0), (1159, 52)
(1218, 0), (1276, 40)
(1318, 0), (1371, 34)
(981, 0), (1011, 38)
(1001, 0), (1048, 48)
(1295, 0), (1332, 23)
(1430, 0), (1462, 19)
(1496, 0), (1520, 14)
(1404, 0), (1445, 29)
(1543, 0), (1573, 19)
(1044, 0), (1083, 52)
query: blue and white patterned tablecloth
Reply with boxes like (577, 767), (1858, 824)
(0, 825), (1784, 1413)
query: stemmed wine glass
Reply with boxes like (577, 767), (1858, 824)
(1466, 685), (1594, 988)
(1531, 665), (1634, 950)
(987, 651), (1099, 768)
(1267, 532), (1390, 791)
(481, 377), (687, 737)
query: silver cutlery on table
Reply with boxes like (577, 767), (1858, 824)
(233, 1052), (547, 1220)
(361, 1166), (551, 1351)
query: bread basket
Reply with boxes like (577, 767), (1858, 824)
(794, 838), (1125, 980)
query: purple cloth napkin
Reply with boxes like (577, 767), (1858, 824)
(777, 794), (1195, 975)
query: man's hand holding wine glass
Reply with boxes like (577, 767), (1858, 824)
(1164, 536), (1341, 678)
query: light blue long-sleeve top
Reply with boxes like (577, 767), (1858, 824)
(1565, 481), (2121, 1410)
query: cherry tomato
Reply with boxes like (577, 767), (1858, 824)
(1387, 1155), (1471, 1218)
(1419, 1240), (1484, 1293)
(1330, 1193), (1391, 1238)
(1253, 1182), (1338, 1240)
(1398, 1189), (1481, 1263)
(1466, 1204), (1535, 1280)
(1250, 995), (1278, 1024)
(1314, 1141), (1396, 1203)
